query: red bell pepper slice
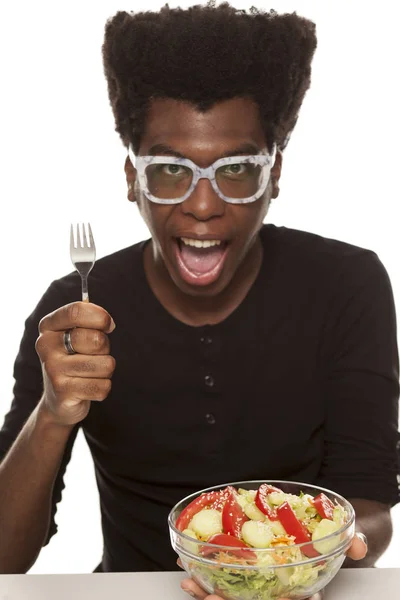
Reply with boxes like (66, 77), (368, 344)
(312, 493), (335, 520)
(176, 488), (230, 532)
(201, 533), (256, 561)
(255, 484), (279, 521)
(277, 501), (320, 558)
(222, 486), (249, 538)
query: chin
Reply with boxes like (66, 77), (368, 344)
(172, 272), (232, 298)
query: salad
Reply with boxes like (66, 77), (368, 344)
(173, 483), (350, 600)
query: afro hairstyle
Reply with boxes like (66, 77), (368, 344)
(102, 0), (317, 155)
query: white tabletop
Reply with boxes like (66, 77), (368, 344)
(0, 568), (398, 599)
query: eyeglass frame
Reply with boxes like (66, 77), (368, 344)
(128, 145), (277, 205)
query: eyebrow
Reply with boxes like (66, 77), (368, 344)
(146, 142), (262, 159)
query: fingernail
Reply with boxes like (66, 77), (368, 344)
(356, 532), (368, 546)
(182, 589), (195, 598)
(108, 319), (116, 333)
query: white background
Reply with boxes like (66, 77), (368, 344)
(0, 0), (399, 573)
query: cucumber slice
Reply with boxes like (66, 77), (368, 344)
(235, 494), (248, 510)
(312, 518), (341, 554)
(181, 528), (199, 554)
(267, 518), (287, 536)
(189, 508), (223, 541)
(241, 520), (274, 548)
(332, 505), (347, 526)
(268, 492), (287, 506)
(244, 502), (266, 522)
(182, 528), (198, 539)
(238, 489), (257, 502)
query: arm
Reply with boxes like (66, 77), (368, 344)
(343, 498), (392, 568)
(0, 296), (116, 573)
(0, 402), (74, 573)
(316, 251), (399, 567)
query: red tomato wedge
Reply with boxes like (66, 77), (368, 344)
(312, 493), (335, 520)
(176, 488), (230, 532)
(255, 484), (279, 521)
(201, 533), (257, 561)
(277, 501), (320, 558)
(222, 486), (249, 537)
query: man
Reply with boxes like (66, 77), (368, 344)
(0, 3), (398, 599)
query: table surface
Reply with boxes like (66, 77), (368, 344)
(0, 568), (398, 599)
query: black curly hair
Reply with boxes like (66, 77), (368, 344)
(102, 0), (317, 156)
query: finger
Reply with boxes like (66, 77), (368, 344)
(61, 354), (116, 379)
(181, 578), (209, 599)
(177, 558), (183, 569)
(36, 329), (111, 361)
(277, 593), (323, 600)
(39, 302), (116, 334)
(346, 532), (368, 560)
(62, 328), (111, 355)
(55, 376), (112, 402)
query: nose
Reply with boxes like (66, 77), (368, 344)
(181, 177), (225, 221)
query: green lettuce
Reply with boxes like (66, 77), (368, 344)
(191, 561), (325, 600)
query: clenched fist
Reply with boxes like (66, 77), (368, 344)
(35, 301), (116, 427)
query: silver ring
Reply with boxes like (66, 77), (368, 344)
(63, 329), (77, 355)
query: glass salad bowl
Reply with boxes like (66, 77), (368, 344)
(168, 480), (355, 600)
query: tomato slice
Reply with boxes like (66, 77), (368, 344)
(222, 486), (249, 537)
(277, 501), (320, 558)
(176, 488), (230, 532)
(201, 533), (256, 560)
(312, 493), (335, 520)
(255, 484), (279, 521)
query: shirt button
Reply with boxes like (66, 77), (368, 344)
(200, 336), (213, 344)
(205, 375), (215, 387)
(205, 413), (216, 425)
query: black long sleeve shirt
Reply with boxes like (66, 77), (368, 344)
(1, 224), (399, 572)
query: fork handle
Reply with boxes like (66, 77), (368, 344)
(81, 276), (89, 303)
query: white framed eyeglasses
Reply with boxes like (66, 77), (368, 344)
(128, 145), (276, 205)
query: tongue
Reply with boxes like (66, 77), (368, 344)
(180, 244), (225, 274)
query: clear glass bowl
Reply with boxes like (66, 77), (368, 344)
(168, 480), (355, 600)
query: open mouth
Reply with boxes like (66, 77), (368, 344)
(173, 236), (230, 287)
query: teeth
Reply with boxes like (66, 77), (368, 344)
(181, 237), (222, 249)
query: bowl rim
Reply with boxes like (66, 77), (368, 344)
(168, 479), (355, 558)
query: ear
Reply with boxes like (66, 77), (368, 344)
(270, 149), (283, 200)
(124, 155), (137, 203)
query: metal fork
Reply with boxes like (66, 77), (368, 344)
(70, 223), (96, 302)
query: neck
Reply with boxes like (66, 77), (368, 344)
(143, 235), (263, 327)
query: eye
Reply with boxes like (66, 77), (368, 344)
(160, 164), (190, 176)
(225, 163), (246, 175)
(219, 163), (252, 178)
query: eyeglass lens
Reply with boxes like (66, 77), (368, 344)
(144, 161), (264, 200)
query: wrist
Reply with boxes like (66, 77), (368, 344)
(36, 397), (75, 436)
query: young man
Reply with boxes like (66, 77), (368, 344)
(0, 3), (397, 599)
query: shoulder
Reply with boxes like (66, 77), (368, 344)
(261, 224), (387, 284)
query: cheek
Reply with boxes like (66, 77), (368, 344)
(231, 195), (271, 236)
(249, 182), (273, 227)
(137, 194), (174, 240)
(135, 189), (156, 231)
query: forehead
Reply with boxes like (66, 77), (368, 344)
(140, 97), (267, 158)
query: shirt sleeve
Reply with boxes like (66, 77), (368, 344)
(316, 250), (400, 506)
(0, 280), (80, 545)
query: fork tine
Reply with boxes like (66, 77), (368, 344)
(70, 224), (75, 251)
(82, 223), (89, 249)
(77, 223), (82, 248)
(88, 223), (95, 250)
